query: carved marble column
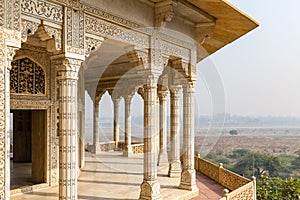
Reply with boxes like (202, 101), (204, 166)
(93, 101), (101, 154)
(113, 98), (121, 147)
(124, 95), (133, 157)
(0, 41), (18, 199)
(139, 80), (162, 200)
(53, 57), (81, 200)
(179, 82), (197, 191)
(168, 86), (182, 178)
(157, 91), (168, 166)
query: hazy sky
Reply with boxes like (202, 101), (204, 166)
(202, 0), (300, 117)
(86, 0), (300, 119)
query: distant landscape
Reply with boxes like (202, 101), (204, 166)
(85, 114), (300, 197)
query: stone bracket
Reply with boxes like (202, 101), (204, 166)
(155, 0), (178, 28)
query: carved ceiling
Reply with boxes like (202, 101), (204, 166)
(83, 0), (258, 100)
(140, 0), (258, 55)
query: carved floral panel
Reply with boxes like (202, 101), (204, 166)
(10, 58), (45, 95)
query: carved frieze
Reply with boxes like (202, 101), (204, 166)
(161, 40), (190, 61)
(10, 99), (51, 109)
(21, 0), (63, 24)
(159, 32), (195, 50)
(85, 15), (149, 48)
(82, 3), (142, 30)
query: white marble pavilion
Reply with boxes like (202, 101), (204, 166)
(0, 0), (257, 199)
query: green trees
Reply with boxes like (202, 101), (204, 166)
(232, 152), (282, 178)
(203, 148), (300, 199)
(229, 129), (238, 135)
(257, 176), (300, 199)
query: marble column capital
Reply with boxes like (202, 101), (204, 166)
(5, 46), (18, 70)
(112, 97), (121, 105)
(183, 81), (196, 93)
(170, 85), (182, 98)
(124, 94), (134, 103)
(143, 72), (160, 87)
(158, 91), (168, 101)
(52, 56), (83, 80)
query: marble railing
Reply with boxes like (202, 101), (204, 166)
(99, 141), (116, 151)
(118, 141), (144, 154)
(194, 155), (256, 200)
(131, 143), (144, 154)
(85, 141), (116, 152)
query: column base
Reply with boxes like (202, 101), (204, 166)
(114, 141), (119, 151)
(168, 161), (182, 178)
(123, 145), (133, 157)
(88, 144), (101, 154)
(179, 169), (198, 191)
(139, 180), (162, 200)
(157, 151), (168, 166)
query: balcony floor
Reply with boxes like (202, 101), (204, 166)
(11, 152), (223, 200)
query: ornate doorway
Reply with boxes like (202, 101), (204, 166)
(10, 110), (46, 189)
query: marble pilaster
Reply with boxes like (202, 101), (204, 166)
(139, 80), (162, 200)
(93, 101), (101, 154)
(0, 22), (21, 198)
(53, 56), (81, 200)
(0, 39), (18, 200)
(168, 86), (182, 178)
(124, 95), (133, 157)
(157, 91), (168, 166)
(113, 98), (121, 147)
(179, 82), (197, 191)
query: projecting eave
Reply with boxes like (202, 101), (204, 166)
(190, 0), (259, 60)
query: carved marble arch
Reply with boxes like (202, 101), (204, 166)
(21, 20), (62, 52)
(10, 57), (46, 96)
(163, 56), (194, 86)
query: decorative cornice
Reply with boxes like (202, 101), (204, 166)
(81, 3), (143, 30)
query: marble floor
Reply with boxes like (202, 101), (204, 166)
(10, 161), (33, 190)
(11, 152), (224, 200)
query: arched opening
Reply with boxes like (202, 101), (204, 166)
(99, 91), (114, 142)
(10, 57), (47, 189)
(9, 24), (56, 191)
(131, 93), (144, 143)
